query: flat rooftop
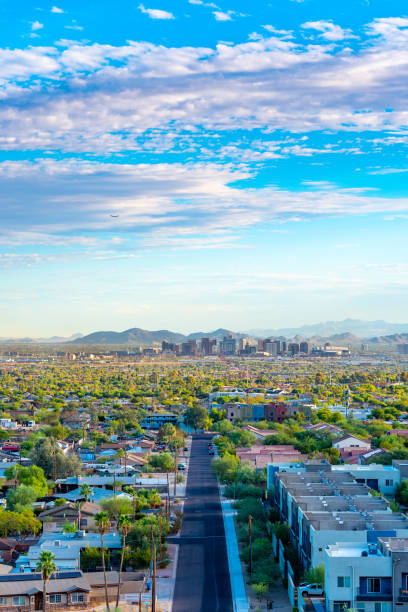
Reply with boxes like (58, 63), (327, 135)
(327, 542), (384, 558)
(380, 537), (408, 552)
(305, 511), (408, 531)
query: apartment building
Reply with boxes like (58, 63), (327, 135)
(325, 537), (408, 612)
(273, 467), (408, 569)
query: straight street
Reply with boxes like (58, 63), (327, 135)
(171, 434), (234, 612)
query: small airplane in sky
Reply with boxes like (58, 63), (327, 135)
(110, 214), (119, 218)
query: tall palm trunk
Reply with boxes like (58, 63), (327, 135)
(101, 533), (110, 612)
(43, 578), (48, 612)
(115, 533), (126, 610)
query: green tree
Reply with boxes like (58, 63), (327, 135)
(147, 452), (174, 472)
(212, 453), (239, 484)
(7, 484), (38, 512)
(303, 564), (324, 585)
(184, 405), (210, 431)
(5, 464), (47, 497)
(36, 550), (57, 612)
(101, 496), (133, 520)
(30, 437), (81, 479)
(80, 483), (93, 502)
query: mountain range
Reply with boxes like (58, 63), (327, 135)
(1, 319), (408, 346)
(247, 318), (408, 338)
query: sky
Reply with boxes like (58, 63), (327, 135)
(1, 0), (408, 337)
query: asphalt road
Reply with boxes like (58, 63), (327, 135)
(171, 434), (234, 612)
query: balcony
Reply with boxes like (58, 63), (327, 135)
(356, 587), (392, 602)
(398, 588), (408, 603)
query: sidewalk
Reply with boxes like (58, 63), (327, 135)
(221, 494), (249, 612)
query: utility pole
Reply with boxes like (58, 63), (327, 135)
(124, 447), (127, 477)
(174, 444), (178, 496)
(248, 514), (253, 575)
(159, 514), (162, 563)
(151, 526), (156, 612)
(138, 592), (142, 612)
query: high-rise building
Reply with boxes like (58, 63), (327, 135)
(265, 341), (278, 356)
(398, 344), (408, 355)
(219, 335), (237, 356)
(299, 341), (309, 354)
(288, 342), (300, 355)
(201, 337), (216, 356)
(181, 340), (198, 356)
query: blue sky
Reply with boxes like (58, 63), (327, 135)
(1, 0), (408, 336)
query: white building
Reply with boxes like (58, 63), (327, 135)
(333, 435), (371, 450)
(331, 464), (400, 494)
(325, 541), (392, 612)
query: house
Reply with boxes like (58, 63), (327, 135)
(332, 435), (371, 451)
(86, 570), (146, 606)
(15, 531), (121, 573)
(242, 425), (278, 440)
(359, 448), (387, 465)
(236, 445), (306, 470)
(53, 486), (130, 505)
(38, 502), (101, 532)
(340, 447), (369, 464)
(0, 570), (91, 609)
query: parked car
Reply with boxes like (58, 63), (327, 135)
(208, 448), (215, 455)
(184, 447), (188, 452)
(299, 584), (324, 597)
(178, 463), (186, 470)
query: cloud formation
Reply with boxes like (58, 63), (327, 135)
(138, 4), (175, 19)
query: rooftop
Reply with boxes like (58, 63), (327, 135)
(326, 542), (383, 558)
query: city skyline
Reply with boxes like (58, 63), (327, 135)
(1, 0), (408, 335)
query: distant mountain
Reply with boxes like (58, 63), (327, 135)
(368, 333), (408, 345)
(247, 319), (408, 339)
(187, 328), (246, 341)
(69, 328), (186, 345)
(293, 332), (362, 345)
(0, 333), (83, 344)
(69, 327), (246, 346)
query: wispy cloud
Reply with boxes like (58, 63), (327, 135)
(138, 4), (175, 19)
(213, 10), (233, 21)
(301, 20), (355, 41)
(31, 20), (44, 31)
(51, 6), (64, 13)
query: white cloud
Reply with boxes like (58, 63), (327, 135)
(213, 10), (232, 21)
(31, 21), (44, 31)
(301, 20), (354, 41)
(138, 4), (175, 19)
(51, 6), (64, 13)
(0, 159), (408, 251)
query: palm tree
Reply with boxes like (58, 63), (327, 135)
(95, 511), (111, 612)
(75, 500), (84, 531)
(80, 483), (93, 502)
(36, 550), (57, 612)
(115, 514), (131, 610)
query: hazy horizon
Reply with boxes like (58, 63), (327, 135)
(1, 0), (408, 336)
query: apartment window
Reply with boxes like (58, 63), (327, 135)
(375, 604), (390, 612)
(367, 578), (381, 593)
(12, 596), (26, 606)
(385, 479), (393, 487)
(356, 604), (365, 612)
(72, 593), (85, 603)
(0, 599), (6, 606)
(337, 576), (351, 588)
(50, 594), (62, 603)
